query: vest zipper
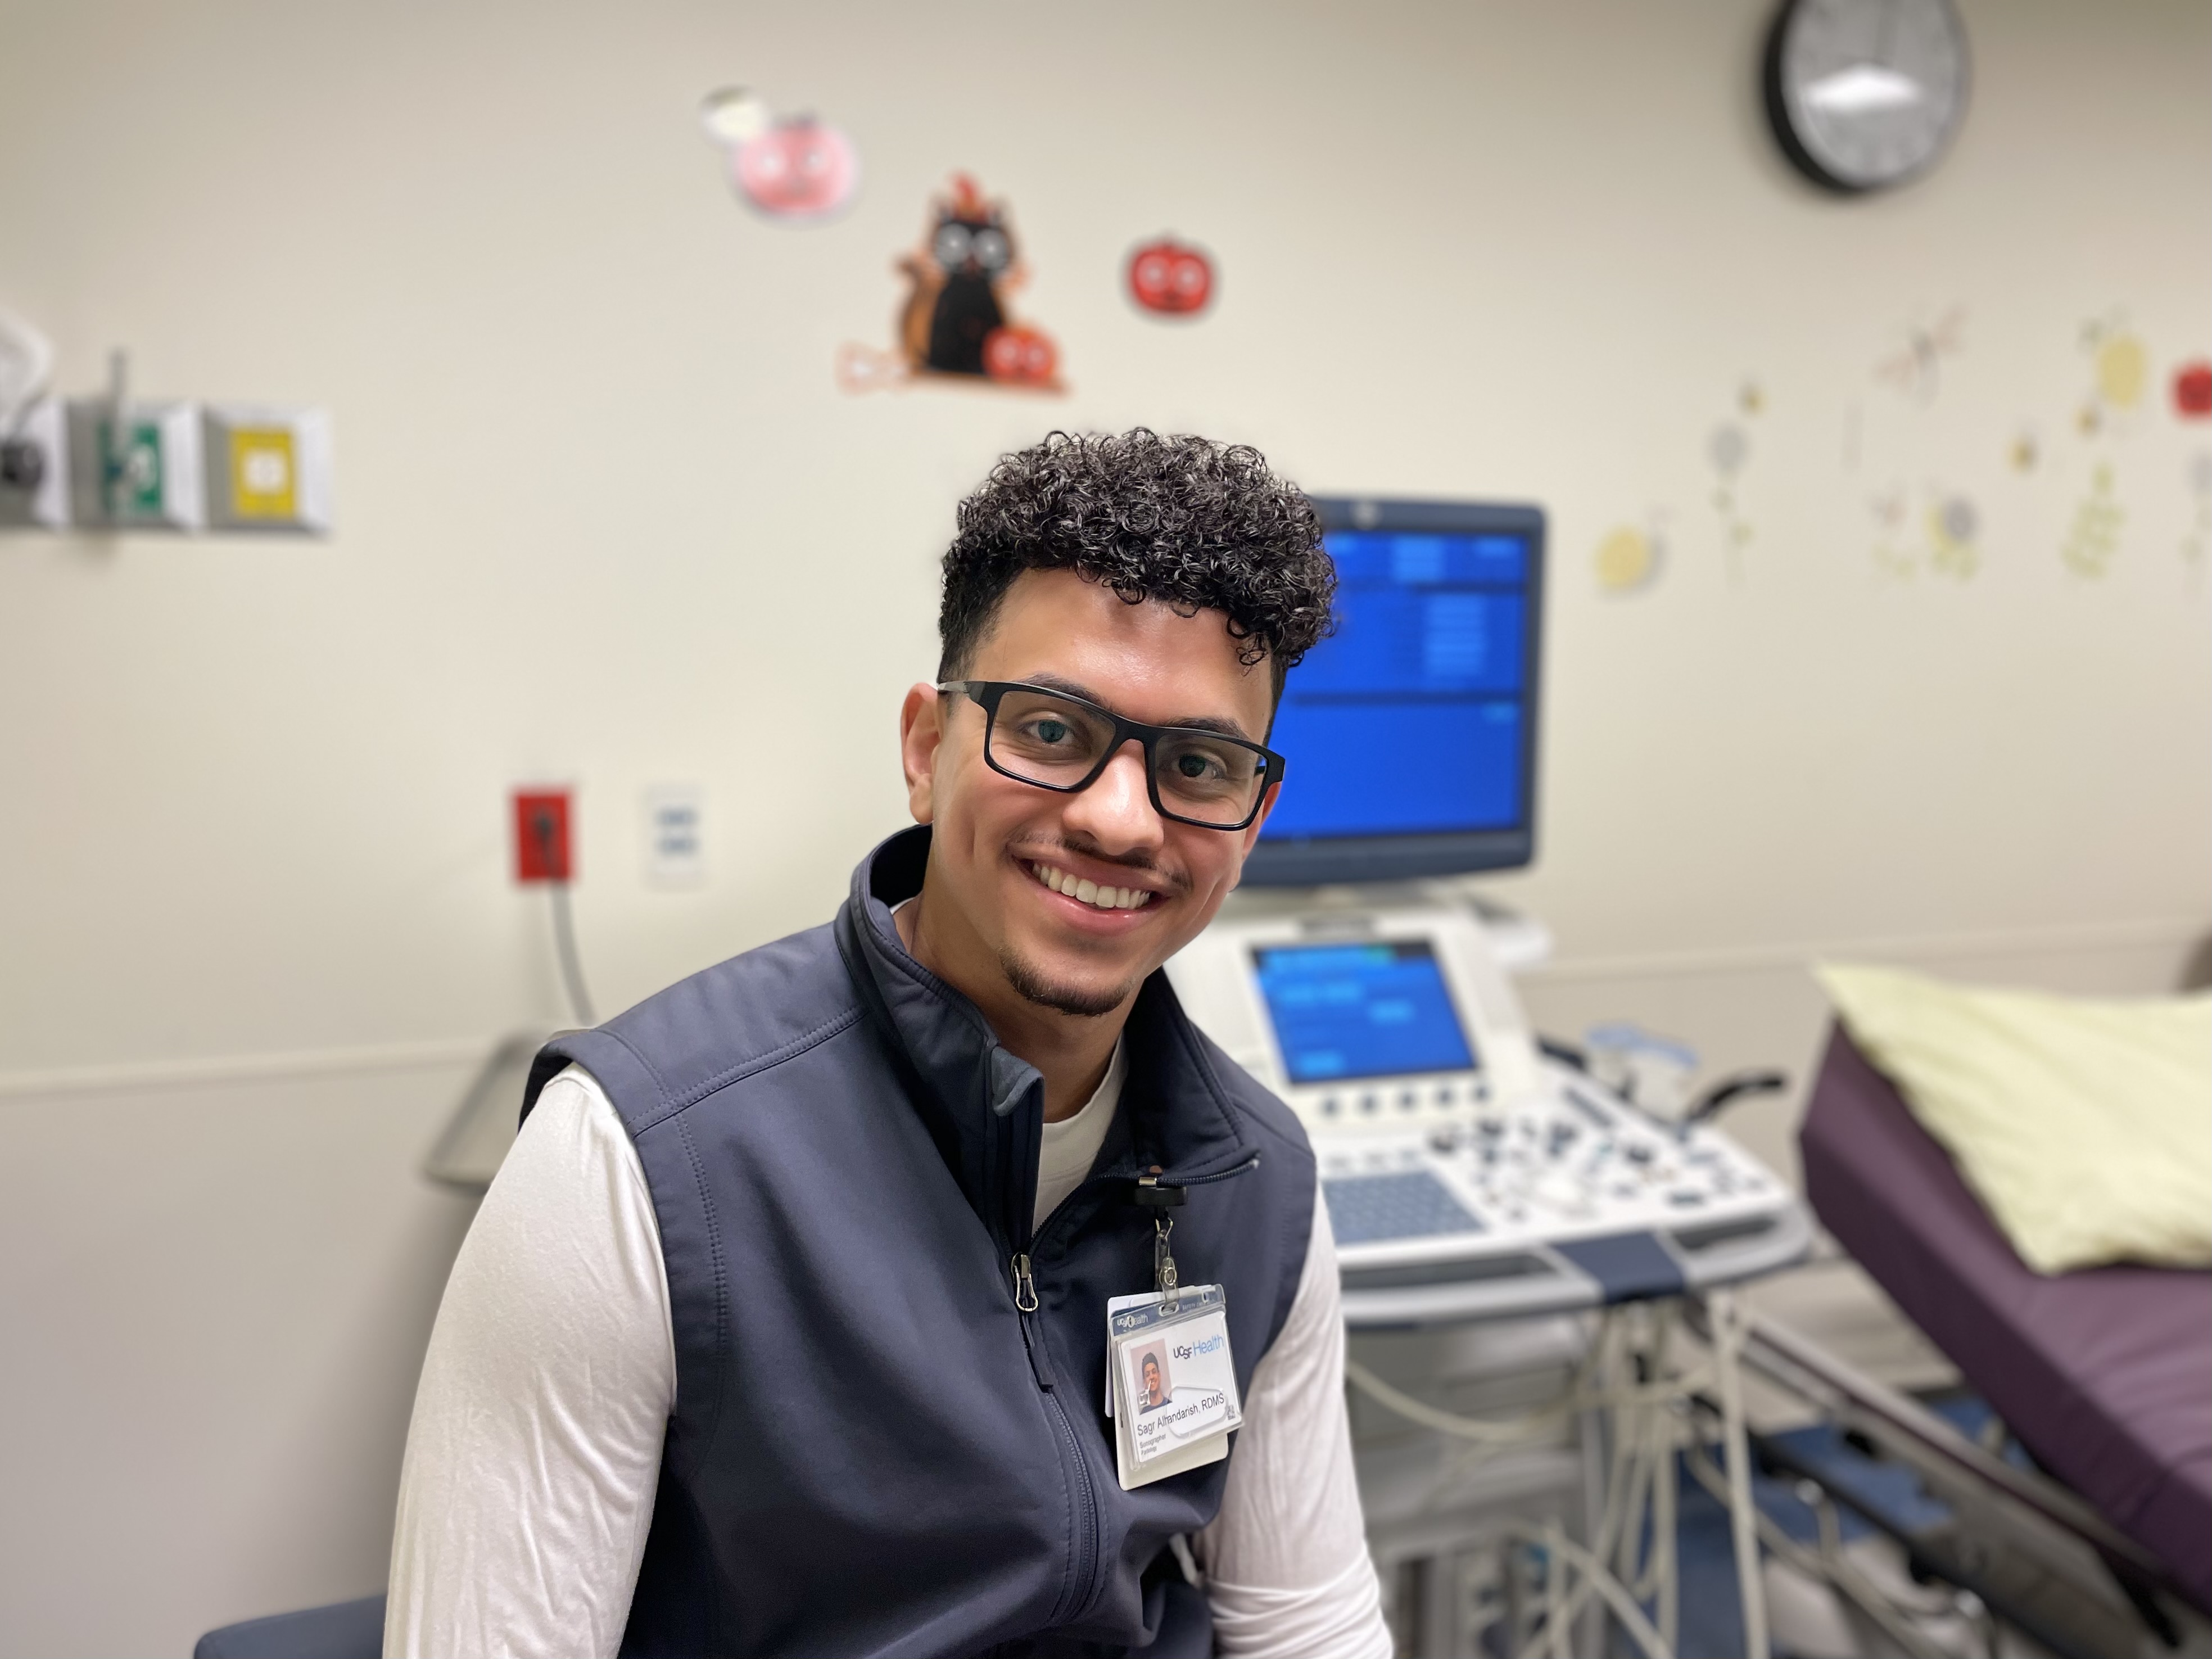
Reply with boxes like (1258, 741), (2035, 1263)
(1008, 1254), (1051, 1386)
(1009, 1249), (1101, 1626)
(1042, 1371), (1102, 1625)
(1011, 1156), (1262, 1622)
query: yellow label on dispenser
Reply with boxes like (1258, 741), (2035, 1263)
(229, 428), (297, 519)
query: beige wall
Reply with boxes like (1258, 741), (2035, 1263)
(2, 0), (2207, 1652)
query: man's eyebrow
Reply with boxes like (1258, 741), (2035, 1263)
(1024, 673), (1258, 742)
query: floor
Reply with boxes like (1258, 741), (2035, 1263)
(1666, 1393), (2055, 1659)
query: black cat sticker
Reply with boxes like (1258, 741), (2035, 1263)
(838, 174), (1061, 394)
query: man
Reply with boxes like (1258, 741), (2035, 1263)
(1139, 1351), (1168, 1413)
(388, 431), (1390, 1658)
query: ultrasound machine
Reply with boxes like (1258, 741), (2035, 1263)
(1166, 498), (1811, 1329)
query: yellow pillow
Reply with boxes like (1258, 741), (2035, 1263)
(1815, 963), (2212, 1276)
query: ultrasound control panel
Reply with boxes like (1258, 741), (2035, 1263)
(1166, 898), (1810, 1326)
(1169, 901), (1543, 1132)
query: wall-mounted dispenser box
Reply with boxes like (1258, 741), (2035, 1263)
(66, 399), (204, 531)
(202, 405), (333, 533)
(0, 398), (70, 529)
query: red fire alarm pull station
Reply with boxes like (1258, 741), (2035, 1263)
(513, 789), (573, 882)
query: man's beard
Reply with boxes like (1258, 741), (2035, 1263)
(999, 947), (1143, 1019)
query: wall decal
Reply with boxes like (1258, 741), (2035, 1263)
(700, 87), (860, 222)
(2055, 314), (2149, 573)
(1926, 492), (1980, 578)
(2174, 359), (2212, 419)
(2183, 451), (2211, 575)
(1707, 381), (1762, 581)
(1594, 518), (1667, 594)
(1849, 310), (1963, 478)
(1867, 485), (1979, 581)
(2061, 462), (2123, 578)
(2092, 330), (2147, 410)
(981, 326), (1058, 385)
(2075, 313), (2149, 435)
(700, 87), (771, 145)
(1875, 306), (1966, 406)
(1854, 305), (1987, 584)
(1126, 237), (1215, 318)
(836, 174), (1062, 395)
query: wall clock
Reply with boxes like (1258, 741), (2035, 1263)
(1763, 0), (1969, 193)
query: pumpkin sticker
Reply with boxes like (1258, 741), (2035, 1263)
(837, 174), (1064, 395)
(700, 87), (860, 223)
(2174, 359), (2212, 419)
(1126, 236), (1215, 318)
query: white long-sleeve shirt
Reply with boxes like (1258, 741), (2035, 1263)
(387, 1055), (1390, 1659)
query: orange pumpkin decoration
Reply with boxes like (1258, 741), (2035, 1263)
(1126, 237), (1214, 317)
(983, 325), (1058, 386)
(2175, 360), (2212, 418)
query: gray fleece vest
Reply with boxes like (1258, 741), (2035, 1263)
(521, 826), (1317, 1659)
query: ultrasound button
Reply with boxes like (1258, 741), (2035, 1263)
(1359, 1093), (1378, 1114)
(1435, 1084), (1456, 1105)
(1398, 1090), (1418, 1111)
(1320, 1096), (1341, 1116)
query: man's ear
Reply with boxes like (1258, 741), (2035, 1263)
(899, 682), (946, 824)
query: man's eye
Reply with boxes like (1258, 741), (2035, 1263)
(1034, 720), (1070, 744)
(1175, 753), (1221, 780)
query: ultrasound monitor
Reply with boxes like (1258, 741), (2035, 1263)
(1246, 498), (1544, 887)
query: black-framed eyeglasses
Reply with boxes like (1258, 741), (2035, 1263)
(938, 680), (1285, 832)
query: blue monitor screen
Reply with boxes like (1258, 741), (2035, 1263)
(1260, 528), (1531, 843)
(1252, 940), (1480, 1084)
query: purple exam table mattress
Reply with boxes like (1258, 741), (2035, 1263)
(1799, 1024), (2212, 1615)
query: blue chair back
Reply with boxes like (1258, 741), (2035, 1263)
(193, 1593), (385, 1659)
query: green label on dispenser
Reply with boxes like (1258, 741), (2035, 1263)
(102, 421), (164, 516)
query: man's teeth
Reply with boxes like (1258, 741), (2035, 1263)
(1032, 863), (1154, 911)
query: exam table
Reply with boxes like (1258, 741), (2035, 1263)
(1799, 1023), (2212, 1620)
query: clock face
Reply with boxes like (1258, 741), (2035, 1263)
(1764, 0), (1969, 192)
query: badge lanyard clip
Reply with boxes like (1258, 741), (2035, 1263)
(1133, 1173), (1187, 1314)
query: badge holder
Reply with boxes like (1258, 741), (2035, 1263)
(1105, 1177), (1242, 1490)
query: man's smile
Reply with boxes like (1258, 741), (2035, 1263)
(1026, 858), (1156, 910)
(1021, 856), (1159, 912)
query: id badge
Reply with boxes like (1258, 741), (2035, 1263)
(1104, 1284), (1241, 1490)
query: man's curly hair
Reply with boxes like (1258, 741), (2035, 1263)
(938, 430), (1336, 705)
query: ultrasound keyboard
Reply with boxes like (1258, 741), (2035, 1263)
(1314, 1061), (1809, 1326)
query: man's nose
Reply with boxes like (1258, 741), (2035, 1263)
(1061, 742), (1164, 855)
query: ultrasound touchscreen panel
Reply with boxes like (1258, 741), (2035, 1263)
(1252, 940), (1479, 1084)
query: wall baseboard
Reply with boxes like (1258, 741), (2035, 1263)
(0, 1035), (490, 1100)
(1523, 915), (2205, 985)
